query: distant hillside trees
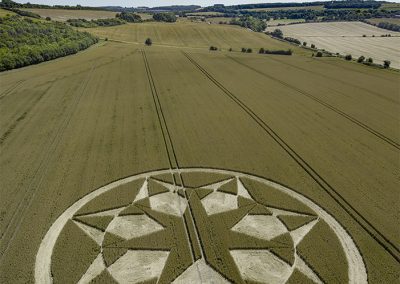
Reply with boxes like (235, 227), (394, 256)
(270, 28), (283, 38)
(376, 22), (400, 32)
(116, 12), (142, 23)
(230, 16), (266, 32)
(324, 1), (381, 9)
(198, 2), (398, 23)
(153, 12), (177, 22)
(0, 15), (98, 71)
(67, 18), (125, 27)
(284, 37), (301, 44)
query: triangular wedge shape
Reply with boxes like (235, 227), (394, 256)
(89, 269), (118, 283)
(77, 253), (105, 284)
(286, 268), (316, 284)
(278, 215), (317, 231)
(73, 220), (104, 245)
(134, 197), (151, 209)
(76, 179), (145, 216)
(118, 204), (144, 216)
(249, 204), (272, 215)
(196, 188), (214, 199)
(238, 196), (256, 207)
(217, 178), (238, 195)
(148, 179), (170, 196)
(240, 177), (314, 215)
(133, 180), (149, 202)
(73, 215), (113, 232)
(102, 247), (129, 268)
(270, 232), (295, 265)
(151, 173), (174, 184)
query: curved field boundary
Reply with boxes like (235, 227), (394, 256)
(35, 168), (367, 284)
(0, 62), (98, 260)
(226, 55), (400, 150)
(182, 51), (400, 262)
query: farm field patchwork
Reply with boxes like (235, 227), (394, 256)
(267, 21), (400, 68)
(0, 21), (399, 284)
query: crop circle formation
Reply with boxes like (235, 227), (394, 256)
(35, 168), (367, 284)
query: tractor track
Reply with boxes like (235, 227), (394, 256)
(263, 55), (399, 106)
(0, 80), (24, 100)
(227, 55), (400, 150)
(0, 62), (98, 260)
(182, 51), (400, 263)
(141, 49), (205, 271)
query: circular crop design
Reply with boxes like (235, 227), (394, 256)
(35, 168), (367, 284)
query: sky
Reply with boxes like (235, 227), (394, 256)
(14, 0), (342, 8)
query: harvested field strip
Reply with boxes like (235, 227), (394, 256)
(0, 62), (97, 258)
(182, 51), (400, 262)
(227, 55), (400, 150)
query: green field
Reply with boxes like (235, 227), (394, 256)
(0, 19), (399, 283)
(84, 22), (308, 54)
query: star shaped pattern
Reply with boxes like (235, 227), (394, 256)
(68, 175), (323, 283)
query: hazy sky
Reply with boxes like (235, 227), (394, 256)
(15, 0), (339, 8)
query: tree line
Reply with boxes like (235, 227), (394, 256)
(229, 16), (266, 32)
(0, 15), (98, 71)
(67, 18), (126, 28)
(376, 21), (400, 32)
(197, 1), (398, 23)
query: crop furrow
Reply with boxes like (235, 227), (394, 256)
(0, 62), (98, 260)
(227, 55), (400, 150)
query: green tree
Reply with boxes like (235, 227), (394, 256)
(383, 60), (391, 68)
(271, 29), (283, 38)
(357, 55), (365, 63)
(116, 12), (142, 23)
(153, 12), (177, 22)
